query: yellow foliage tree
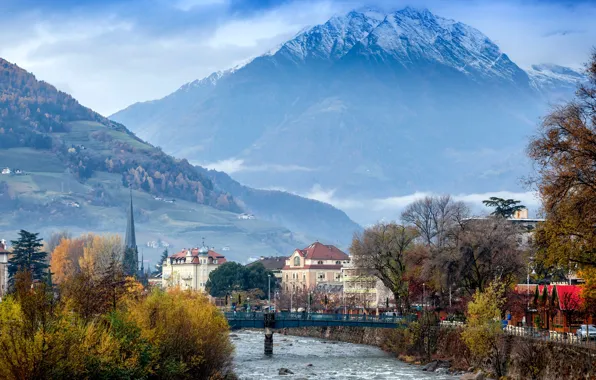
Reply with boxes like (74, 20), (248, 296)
(461, 281), (506, 377)
(125, 288), (234, 379)
(79, 234), (123, 279)
(50, 234), (94, 284)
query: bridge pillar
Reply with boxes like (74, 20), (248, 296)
(264, 327), (273, 356)
(264, 312), (275, 356)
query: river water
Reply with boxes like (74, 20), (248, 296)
(232, 330), (456, 379)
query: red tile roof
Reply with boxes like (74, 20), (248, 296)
(295, 242), (349, 261)
(169, 248), (226, 264)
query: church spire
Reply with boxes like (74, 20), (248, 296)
(125, 188), (137, 250)
(123, 188), (139, 277)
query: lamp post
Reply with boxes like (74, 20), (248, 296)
(268, 274), (271, 310)
(422, 283), (426, 312)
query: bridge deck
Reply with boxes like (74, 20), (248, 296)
(224, 312), (412, 330)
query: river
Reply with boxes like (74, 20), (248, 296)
(232, 330), (457, 379)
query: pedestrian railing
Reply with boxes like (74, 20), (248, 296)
(224, 312), (416, 325)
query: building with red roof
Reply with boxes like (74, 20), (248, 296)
(161, 243), (226, 292)
(281, 242), (350, 292)
(510, 283), (592, 333)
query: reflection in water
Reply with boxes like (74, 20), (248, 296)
(232, 330), (456, 379)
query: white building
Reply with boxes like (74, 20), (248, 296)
(0, 239), (10, 301)
(342, 260), (393, 309)
(161, 245), (226, 291)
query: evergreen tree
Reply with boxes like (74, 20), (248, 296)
(154, 248), (169, 275)
(8, 230), (49, 287)
(482, 197), (525, 218)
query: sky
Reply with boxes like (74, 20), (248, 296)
(0, 0), (595, 117)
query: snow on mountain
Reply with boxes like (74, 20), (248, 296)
(527, 63), (585, 94)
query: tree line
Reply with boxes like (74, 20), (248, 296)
(0, 230), (235, 380)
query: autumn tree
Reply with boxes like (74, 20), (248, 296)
(482, 197), (525, 218)
(462, 281), (507, 377)
(528, 50), (596, 269)
(49, 233), (93, 284)
(350, 222), (418, 314)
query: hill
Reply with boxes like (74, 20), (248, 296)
(111, 7), (586, 221)
(0, 57), (346, 264)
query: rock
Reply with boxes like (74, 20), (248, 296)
(307, 364), (313, 367)
(278, 368), (294, 375)
(288, 343), (293, 346)
(460, 371), (485, 380)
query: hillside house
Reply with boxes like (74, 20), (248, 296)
(281, 242), (350, 292)
(1, 168), (10, 175)
(161, 244), (226, 292)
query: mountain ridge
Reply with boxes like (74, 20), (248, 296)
(110, 7), (587, 224)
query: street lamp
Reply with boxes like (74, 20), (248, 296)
(268, 274), (271, 310)
(422, 283), (426, 311)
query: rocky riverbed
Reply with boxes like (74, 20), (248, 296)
(231, 330), (457, 379)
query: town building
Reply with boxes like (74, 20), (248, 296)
(510, 284), (593, 333)
(0, 239), (9, 301)
(342, 260), (393, 310)
(161, 244), (227, 291)
(247, 256), (286, 283)
(281, 242), (350, 292)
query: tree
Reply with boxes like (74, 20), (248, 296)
(452, 217), (524, 295)
(49, 233), (93, 284)
(461, 281), (507, 377)
(153, 248), (169, 275)
(350, 222), (418, 314)
(8, 230), (49, 287)
(206, 262), (275, 298)
(482, 197), (525, 218)
(79, 234), (123, 280)
(528, 50), (596, 269)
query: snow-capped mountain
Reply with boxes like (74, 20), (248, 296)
(111, 7), (585, 222)
(527, 63), (585, 100)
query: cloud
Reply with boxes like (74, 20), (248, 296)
(200, 158), (315, 173)
(0, 0), (594, 116)
(279, 184), (541, 224)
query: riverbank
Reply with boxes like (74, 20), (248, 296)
(279, 326), (596, 379)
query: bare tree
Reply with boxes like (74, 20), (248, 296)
(350, 223), (418, 314)
(453, 217), (524, 295)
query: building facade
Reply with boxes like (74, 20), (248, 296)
(342, 261), (393, 309)
(161, 245), (226, 291)
(0, 239), (9, 301)
(247, 256), (285, 283)
(281, 242), (350, 292)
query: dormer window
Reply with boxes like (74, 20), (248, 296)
(294, 256), (300, 266)
(317, 260), (323, 265)
(335, 261), (341, 265)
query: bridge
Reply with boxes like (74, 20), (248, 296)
(224, 312), (413, 355)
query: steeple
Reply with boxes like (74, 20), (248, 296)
(125, 189), (137, 250)
(123, 189), (139, 277)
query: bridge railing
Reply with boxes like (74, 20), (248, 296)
(224, 312), (415, 324)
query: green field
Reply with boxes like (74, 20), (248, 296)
(0, 142), (306, 266)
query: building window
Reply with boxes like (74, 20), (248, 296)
(286, 274), (289, 281)
(335, 261), (341, 265)
(317, 260), (323, 265)
(335, 273), (342, 281)
(317, 272), (325, 281)
(294, 256), (300, 266)
(303, 273), (306, 280)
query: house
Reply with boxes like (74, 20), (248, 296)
(247, 256), (286, 284)
(0, 239), (10, 301)
(510, 284), (592, 333)
(161, 244), (226, 292)
(281, 242), (350, 292)
(1, 168), (11, 175)
(342, 260), (393, 310)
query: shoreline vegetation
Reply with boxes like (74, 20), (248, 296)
(0, 231), (236, 380)
(279, 325), (596, 379)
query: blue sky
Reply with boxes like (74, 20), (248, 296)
(0, 0), (595, 117)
